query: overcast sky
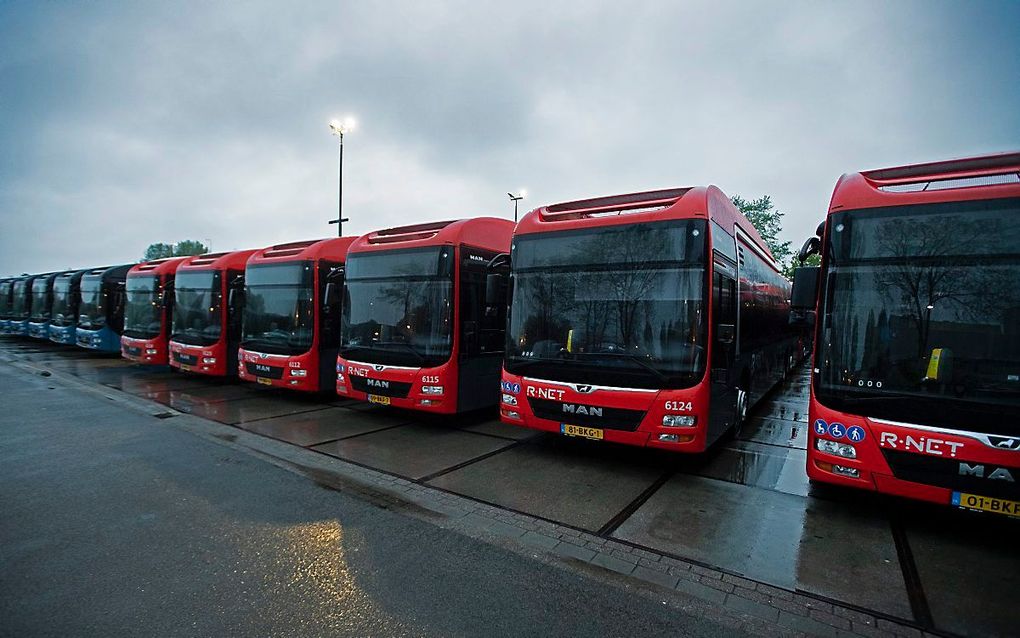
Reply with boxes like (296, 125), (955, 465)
(1, 1), (1017, 275)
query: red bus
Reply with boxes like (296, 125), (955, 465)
(792, 152), (1020, 516)
(336, 218), (514, 413)
(237, 238), (355, 392)
(499, 188), (799, 451)
(121, 257), (189, 365)
(168, 249), (257, 377)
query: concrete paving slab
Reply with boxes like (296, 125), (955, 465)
(753, 401), (809, 423)
(147, 383), (257, 404)
(428, 437), (668, 531)
(311, 423), (515, 480)
(456, 418), (540, 441)
(697, 441), (809, 497)
(613, 474), (913, 618)
(905, 509), (1020, 637)
(739, 416), (807, 450)
(239, 408), (413, 447)
(188, 395), (331, 425)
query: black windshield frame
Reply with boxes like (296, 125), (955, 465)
(340, 246), (455, 368)
(241, 261), (317, 356)
(814, 197), (1020, 434)
(505, 219), (709, 389)
(171, 270), (224, 347)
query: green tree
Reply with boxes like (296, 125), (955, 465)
(730, 195), (792, 267)
(174, 240), (208, 257)
(141, 240), (209, 261)
(143, 242), (175, 261)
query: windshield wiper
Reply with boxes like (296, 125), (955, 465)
(567, 352), (670, 384)
(369, 341), (426, 365)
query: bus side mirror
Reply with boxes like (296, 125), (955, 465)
(716, 323), (735, 344)
(798, 236), (821, 263)
(485, 273), (505, 306)
(323, 282), (339, 310)
(791, 266), (820, 310)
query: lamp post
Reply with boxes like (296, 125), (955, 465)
(508, 190), (526, 222)
(328, 117), (356, 236)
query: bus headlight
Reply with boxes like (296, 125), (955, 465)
(662, 415), (696, 427)
(422, 385), (444, 395)
(815, 438), (857, 459)
(145, 348), (158, 355)
(290, 369), (307, 377)
(501, 393), (518, 406)
(202, 357), (216, 364)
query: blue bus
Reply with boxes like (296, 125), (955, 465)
(27, 272), (64, 340)
(0, 278), (14, 334)
(48, 269), (90, 345)
(8, 275), (36, 337)
(76, 264), (132, 352)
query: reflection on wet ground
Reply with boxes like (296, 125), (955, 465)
(2, 339), (1016, 637)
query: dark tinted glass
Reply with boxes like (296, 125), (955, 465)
(506, 220), (708, 389)
(340, 248), (454, 367)
(124, 275), (163, 339)
(172, 271), (223, 346)
(241, 262), (315, 355)
(816, 198), (1020, 434)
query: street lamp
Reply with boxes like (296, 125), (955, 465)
(328, 117), (356, 236)
(508, 189), (526, 222)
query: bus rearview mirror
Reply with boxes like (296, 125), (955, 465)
(790, 266), (820, 310)
(798, 236), (821, 263)
(485, 273), (504, 306)
(323, 282), (339, 309)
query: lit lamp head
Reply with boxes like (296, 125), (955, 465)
(329, 117), (357, 136)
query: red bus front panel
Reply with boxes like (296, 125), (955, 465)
(121, 335), (169, 365)
(237, 348), (321, 392)
(169, 340), (230, 377)
(336, 358), (459, 414)
(500, 371), (712, 452)
(807, 398), (1020, 515)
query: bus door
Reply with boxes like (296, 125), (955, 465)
(319, 261), (345, 391)
(458, 245), (506, 412)
(225, 270), (245, 373)
(709, 255), (738, 438)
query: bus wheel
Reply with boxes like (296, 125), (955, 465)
(734, 387), (749, 437)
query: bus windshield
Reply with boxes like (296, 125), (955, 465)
(340, 247), (454, 368)
(12, 281), (29, 319)
(505, 220), (708, 389)
(51, 279), (74, 327)
(172, 271), (223, 346)
(241, 262), (315, 356)
(816, 197), (1020, 434)
(78, 276), (107, 330)
(124, 275), (163, 339)
(30, 279), (50, 321)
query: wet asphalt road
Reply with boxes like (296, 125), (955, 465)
(0, 363), (751, 638)
(1, 340), (1018, 637)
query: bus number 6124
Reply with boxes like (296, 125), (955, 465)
(664, 401), (693, 412)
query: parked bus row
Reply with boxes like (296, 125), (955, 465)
(2, 151), (1017, 518)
